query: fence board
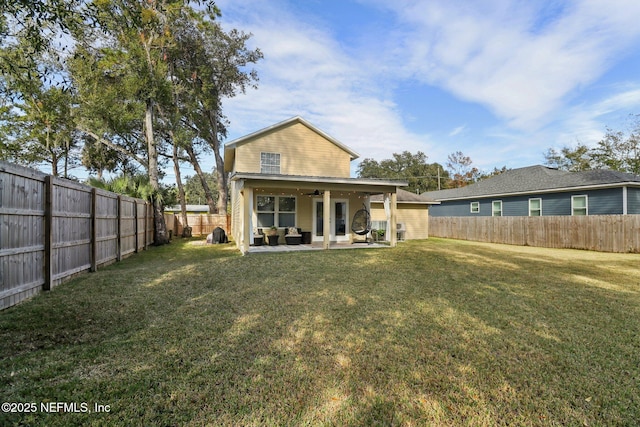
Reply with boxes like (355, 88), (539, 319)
(0, 161), (153, 310)
(164, 213), (230, 237)
(94, 189), (118, 267)
(0, 163), (47, 309)
(430, 215), (640, 253)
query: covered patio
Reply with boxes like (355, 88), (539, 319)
(229, 173), (408, 254)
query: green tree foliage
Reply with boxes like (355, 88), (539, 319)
(478, 166), (510, 181)
(0, 35), (80, 177)
(183, 172), (218, 205)
(356, 151), (449, 193)
(80, 137), (129, 180)
(544, 143), (593, 172)
(87, 173), (177, 206)
(0, 0), (86, 93)
(544, 116), (640, 174)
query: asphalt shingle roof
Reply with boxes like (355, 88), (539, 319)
(423, 165), (640, 200)
(370, 188), (436, 203)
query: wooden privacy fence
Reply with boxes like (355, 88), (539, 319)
(1, 162), (153, 310)
(164, 213), (230, 238)
(429, 215), (640, 253)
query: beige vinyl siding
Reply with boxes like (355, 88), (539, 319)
(370, 203), (430, 240)
(233, 122), (352, 177)
(230, 181), (241, 243)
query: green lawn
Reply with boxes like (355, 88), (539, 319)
(1, 238), (639, 426)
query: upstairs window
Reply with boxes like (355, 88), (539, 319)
(470, 201), (480, 214)
(529, 198), (542, 216)
(492, 200), (503, 217)
(260, 152), (280, 174)
(572, 195), (588, 216)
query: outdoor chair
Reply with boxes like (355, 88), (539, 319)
(252, 228), (264, 246)
(284, 227), (302, 245)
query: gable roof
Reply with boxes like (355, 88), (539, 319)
(223, 116), (360, 172)
(424, 165), (640, 201)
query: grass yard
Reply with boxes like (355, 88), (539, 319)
(1, 238), (639, 426)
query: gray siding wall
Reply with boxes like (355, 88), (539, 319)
(430, 188), (625, 217)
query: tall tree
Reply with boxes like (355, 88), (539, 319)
(544, 116), (640, 174)
(167, 7), (262, 213)
(183, 171), (218, 205)
(70, 0), (187, 244)
(591, 127), (640, 174)
(0, 37), (80, 177)
(80, 137), (127, 179)
(446, 151), (479, 188)
(478, 166), (510, 181)
(543, 143), (593, 171)
(357, 151), (449, 193)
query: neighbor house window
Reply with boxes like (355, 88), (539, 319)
(572, 195), (588, 216)
(260, 152), (280, 174)
(529, 198), (542, 216)
(256, 195), (296, 227)
(492, 200), (503, 217)
(470, 201), (480, 214)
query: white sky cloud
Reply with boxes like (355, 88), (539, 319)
(376, 0), (640, 130)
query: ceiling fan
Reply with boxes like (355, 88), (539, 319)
(303, 189), (323, 196)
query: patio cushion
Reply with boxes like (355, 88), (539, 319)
(287, 226), (301, 236)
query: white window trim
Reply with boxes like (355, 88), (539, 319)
(571, 195), (588, 216)
(529, 198), (542, 216)
(256, 194), (297, 227)
(260, 152), (281, 174)
(492, 200), (503, 217)
(470, 201), (480, 214)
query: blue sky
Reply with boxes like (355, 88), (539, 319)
(187, 0), (640, 179)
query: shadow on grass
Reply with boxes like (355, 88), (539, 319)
(1, 238), (639, 426)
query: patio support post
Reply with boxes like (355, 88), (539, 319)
(323, 190), (331, 250)
(390, 191), (398, 247)
(242, 186), (252, 254)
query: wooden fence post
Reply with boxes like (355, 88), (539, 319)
(144, 203), (148, 249)
(43, 175), (53, 291)
(134, 200), (139, 253)
(91, 188), (97, 272)
(117, 195), (122, 261)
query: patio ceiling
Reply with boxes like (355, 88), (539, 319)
(230, 172), (408, 194)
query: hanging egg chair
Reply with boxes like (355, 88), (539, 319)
(351, 204), (372, 243)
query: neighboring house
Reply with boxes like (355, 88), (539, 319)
(224, 116), (410, 253)
(424, 165), (640, 217)
(370, 189), (438, 240)
(164, 205), (210, 214)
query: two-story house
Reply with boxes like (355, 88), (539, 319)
(224, 116), (410, 253)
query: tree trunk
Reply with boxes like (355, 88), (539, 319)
(206, 108), (227, 213)
(145, 98), (168, 245)
(172, 136), (189, 231)
(184, 143), (217, 213)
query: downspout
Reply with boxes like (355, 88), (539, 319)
(623, 186), (628, 215)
